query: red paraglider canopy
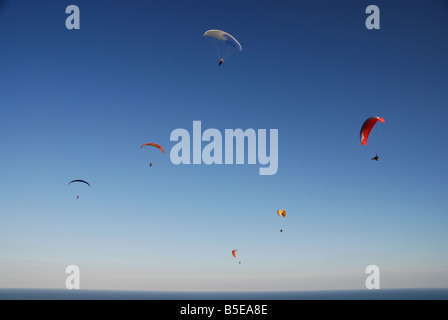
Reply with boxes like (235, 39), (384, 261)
(140, 143), (165, 154)
(360, 117), (385, 145)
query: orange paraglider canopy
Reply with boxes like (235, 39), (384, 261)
(232, 249), (238, 258)
(140, 143), (165, 154)
(277, 210), (286, 218)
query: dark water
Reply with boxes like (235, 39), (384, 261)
(1, 288), (447, 300)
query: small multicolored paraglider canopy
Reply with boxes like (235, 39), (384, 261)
(140, 143), (165, 153)
(360, 117), (385, 145)
(277, 210), (286, 218)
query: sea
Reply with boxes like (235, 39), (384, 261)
(1, 288), (447, 300)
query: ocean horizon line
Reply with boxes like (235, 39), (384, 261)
(1, 288), (447, 300)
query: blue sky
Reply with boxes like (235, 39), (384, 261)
(0, 0), (447, 291)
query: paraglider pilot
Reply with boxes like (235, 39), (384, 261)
(219, 59), (224, 66)
(371, 154), (379, 161)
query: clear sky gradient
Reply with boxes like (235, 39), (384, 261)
(1, 0), (447, 291)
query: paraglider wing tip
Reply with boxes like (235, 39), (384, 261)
(378, 117), (385, 123)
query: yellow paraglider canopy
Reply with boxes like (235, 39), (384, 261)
(277, 210), (286, 218)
